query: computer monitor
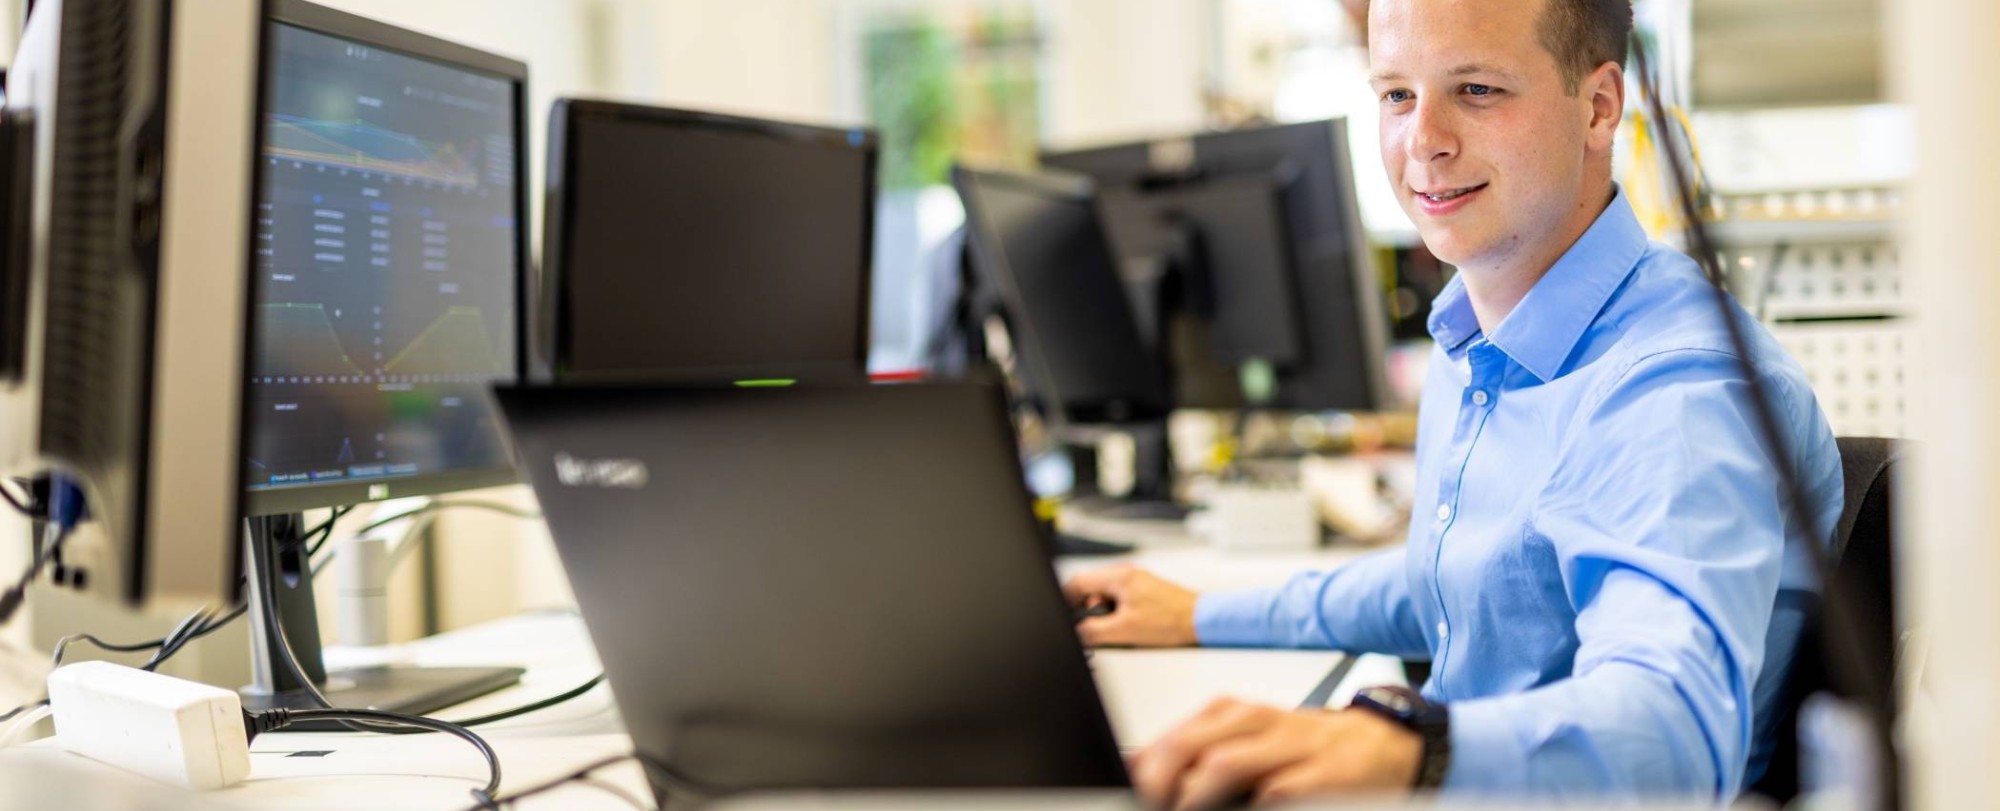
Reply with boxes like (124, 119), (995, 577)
(541, 100), (876, 385)
(953, 166), (1168, 428)
(234, 0), (530, 717)
(1043, 120), (1391, 412)
(0, 0), (264, 613)
(954, 166), (1181, 517)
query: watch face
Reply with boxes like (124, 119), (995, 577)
(1362, 686), (1416, 716)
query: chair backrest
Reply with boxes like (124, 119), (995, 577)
(1747, 436), (1903, 801)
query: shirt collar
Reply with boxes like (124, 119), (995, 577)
(1424, 187), (1649, 382)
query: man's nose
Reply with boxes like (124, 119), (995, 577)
(1406, 97), (1459, 164)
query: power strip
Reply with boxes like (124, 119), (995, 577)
(45, 661), (250, 790)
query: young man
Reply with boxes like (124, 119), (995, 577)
(1061, 0), (1843, 805)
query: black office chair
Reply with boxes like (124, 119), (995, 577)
(1748, 436), (1905, 803)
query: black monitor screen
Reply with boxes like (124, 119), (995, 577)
(1044, 121), (1386, 411)
(956, 168), (1167, 425)
(243, 21), (523, 510)
(547, 102), (874, 383)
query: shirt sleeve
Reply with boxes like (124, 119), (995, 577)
(1442, 347), (1812, 799)
(1191, 546), (1430, 659)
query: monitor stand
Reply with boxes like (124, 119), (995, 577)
(1066, 422), (1189, 523)
(237, 513), (521, 730)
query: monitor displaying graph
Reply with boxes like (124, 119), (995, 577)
(244, 21), (520, 492)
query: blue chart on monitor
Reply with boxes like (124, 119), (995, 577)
(245, 22), (518, 490)
(265, 114), (482, 187)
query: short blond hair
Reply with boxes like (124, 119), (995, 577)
(1540, 0), (1632, 94)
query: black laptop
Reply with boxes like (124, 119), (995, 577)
(493, 382), (1130, 801)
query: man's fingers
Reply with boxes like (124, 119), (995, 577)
(1251, 757), (1353, 806)
(1060, 564), (1132, 604)
(1169, 733), (1313, 811)
(1132, 699), (1274, 810)
(1076, 615), (1126, 647)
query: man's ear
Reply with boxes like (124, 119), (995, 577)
(1585, 61), (1625, 153)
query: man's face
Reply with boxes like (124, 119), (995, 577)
(1368, 0), (1607, 270)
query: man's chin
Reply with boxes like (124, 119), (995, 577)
(1413, 228), (1483, 268)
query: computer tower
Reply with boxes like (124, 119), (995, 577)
(0, 0), (259, 610)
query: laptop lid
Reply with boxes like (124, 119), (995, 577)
(493, 382), (1129, 799)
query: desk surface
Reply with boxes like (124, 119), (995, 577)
(6, 544), (1396, 810)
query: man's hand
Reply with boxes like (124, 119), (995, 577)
(1130, 698), (1421, 811)
(1060, 564), (1200, 647)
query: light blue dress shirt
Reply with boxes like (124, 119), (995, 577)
(1193, 189), (1843, 799)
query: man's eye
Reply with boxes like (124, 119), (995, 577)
(1464, 84), (1496, 97)
(1384, 89), (1412, 103)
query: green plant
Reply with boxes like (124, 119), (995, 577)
(865, 16), (958, 190)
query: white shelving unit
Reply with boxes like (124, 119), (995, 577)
(1711, 185), (1907, 438)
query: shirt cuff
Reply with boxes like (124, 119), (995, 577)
(1191, 587), (1281, 647)
(1439, 697), (1530, 795)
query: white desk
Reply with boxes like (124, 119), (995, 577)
(4, 544), (1398, 810)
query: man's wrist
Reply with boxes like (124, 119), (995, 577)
(1348, 685), (1451, 788)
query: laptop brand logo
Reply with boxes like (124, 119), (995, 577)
(553, 452), (649, 490)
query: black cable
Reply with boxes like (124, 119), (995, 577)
(49, 631), (167, 660)
(49, 608), (210, 668)
(0, 699), (43, 724)
(244, 706), (502, 802)
(0, 480), (33, 517)
(86, 507), (349, 666)
(311, 500), (537, 580)
(1631, 37), (1896, 810)
(249, 524), (504, 803)
(1753, 240), (1791, 323)
(141, 607), (221, 671)
(351, 500), (539, 538)
(402, 674), (605, 731)
(185, 603), (248, 642)
(452, 754), (638, 811)
(255, 502), (597, 734)
(0, 521), (71, 626)
(300, 505), (356, 560)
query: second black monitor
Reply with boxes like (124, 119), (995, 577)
(954, 166), (1168, 427)
(1044, 120), (1390, 412)
(543, 100), (877, 384)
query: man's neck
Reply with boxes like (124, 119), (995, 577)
(1458, 184), (1617, 335)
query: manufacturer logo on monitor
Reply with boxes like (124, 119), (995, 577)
(553, 452), (649, 490)
(368, 484), (389, 501)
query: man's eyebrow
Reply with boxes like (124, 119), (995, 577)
(1450, 63), (1518, 79)
(1369, 64), (1521, 83)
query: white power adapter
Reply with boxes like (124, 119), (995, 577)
(45, 661), (250, 790)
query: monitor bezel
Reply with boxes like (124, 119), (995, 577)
(240, 0), (531, 517)
(539, 98), (879, 386)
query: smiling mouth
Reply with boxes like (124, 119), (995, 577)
(1418, 184), (1487, 202)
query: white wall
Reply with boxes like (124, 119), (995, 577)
(1898, 0), (2000, 807)
(1039, 0), (1212, 150)
(650, 0), (842, 124)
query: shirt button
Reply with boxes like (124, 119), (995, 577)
(1435, 503), (1452, 523)
(1436, 622), (1450, 640)
(1471, 390), (1490, 407)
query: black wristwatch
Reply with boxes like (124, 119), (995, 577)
(1348, 685), (1451, 789)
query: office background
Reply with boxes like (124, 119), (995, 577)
(0, 0), (1911, 678)
(7, 0), (1997, 805)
